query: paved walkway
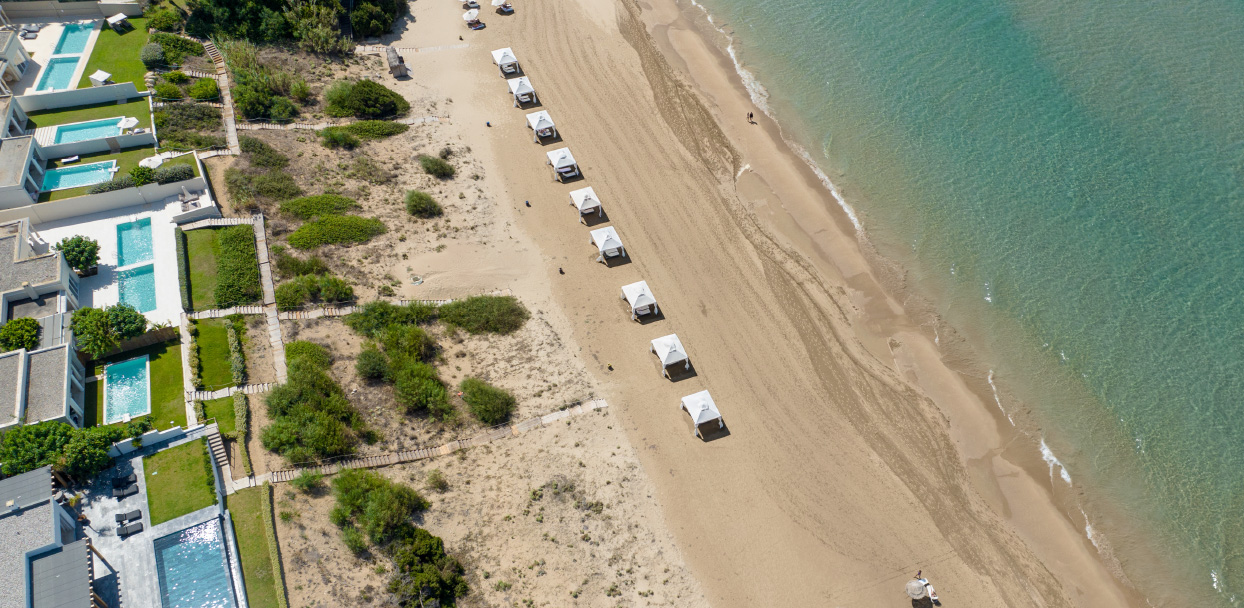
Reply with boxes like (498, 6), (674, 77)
(202, 39), (240, 155)
(188, 383), (275, 401)
(253, 215), (287, 383)
(181, 216), (254, 230)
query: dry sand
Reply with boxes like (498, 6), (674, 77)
(356, 0), (1149, 605)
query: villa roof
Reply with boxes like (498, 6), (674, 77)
(0, 500), (55, 608)
(0, 95), (12, 119)
(0, 135), (34, 188)
(0, 32), (15, 54)
(25, 346), (69, 424)
(0, 350), (21, 425)
(0, 466), (54, 510)
(0, 220), (63, 299)
(30, 539), (91, 608)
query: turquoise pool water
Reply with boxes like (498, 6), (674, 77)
(35, 56), (81, 92)
(116, 218), (153, 267)
(52, 22), (93, 55)
(118, 264), (156, 312)
(40, 161), (114, 191)
(103, 355), (149, 424)
(53, 118), (122, 144)
(153, 519), (235, 608)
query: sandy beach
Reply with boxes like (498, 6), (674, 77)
(333, 0), (1153, 604)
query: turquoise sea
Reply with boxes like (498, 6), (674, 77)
(687, 0), (1244, 604)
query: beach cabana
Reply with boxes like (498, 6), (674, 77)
(651, 334), (690, 378)
(620, 280), (657, 320)
(507, 76), (537, 107)
(546, 147), (580, 182)
(88, 70), (112, 87)
(387, 47), (408, 77)
(491, 47), (521, 77)
(526, 110), (557, 143)
(680, 390), (723, 438)
(589, 226), (626, 262)
(569, 186), (603, 223)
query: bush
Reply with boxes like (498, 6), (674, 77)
(163, 70), (190, 84)
(239, 136), (289, 169)
(261, 356), (362, 463)
(0, 317), (40, 352)
(175, 228), (190, 311)
(158, 130), (226, 151)
(70, 307), (117, 359)
(347, 157), (393, 185)
(291, 79), (313, 104)
(228, 169), (303, 203)
(155, 82), (183, 101)
(393, 360), (448, 415)
(325, 80), (410, 119)
(87, 175), (136, 194)
(272, 246), (329, 278)
(280, 194), (357, 219)
(151, 32), (204, 64)
(188, 77), (220, 101)
(351, 3), (391, 38)
(386, 526), (468, 605)
(154, 164), (195, 184)
(381, 325), (436, 364)
(342, 525), (367, 555)
(214, 225), (263, 307)
(332, 468), (429, 545)
(232, 84), (273, 119)
(291, 471), (324, 493)
(426, 469), (449, 492)
(355, 348), (388, 380)
(226, 317), (247, 385)
(285, 340), (332, 369)
(188, 331), (202, 389)
(129, 165), (155, 186)
(460, 378), (515, 425)
(404, 190), (442, 218)
(274, 281), (308, 311)
(344, 120), (408, 139)
(107, 303), (147, 340)
(155, 103), (222, 131)
(438, 296), (529, 335)
(275, 274), (354, 310)
(318, 127), (359, 150)
(140, 43), (166, 68)
(323, 81), (354, 117)
(344, 301), (437, 338)
(54, 235), (99, 272)
(418, 155), (454, 179)
(288, 215), (386, 249)
(269, 97), (298, 121)
(148, 9), (182, 32)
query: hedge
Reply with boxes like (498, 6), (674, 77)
(86, 175), (136, 194)
(234, 393), (253, 477)
(174, 227), (190, 311)
(155, 164), (195, 185)
(214, 226), (263, 307)
(260, 482), (290, 608)
(287, 215), (385, 250)
(226, 316), (247, 385)
(187, 325), (204, 390)
(279, 194), (357, 219)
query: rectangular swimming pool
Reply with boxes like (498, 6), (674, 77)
(118, 263), (157, 312)
(54, 118), (122, 144)
(40, 160), (115, 191)
(35, 56), (82, 91)
(154, 519), (236, 608)
(117, 217), (153, 267)
(104, 355), (150, 424)
(53, 22), (94, 55)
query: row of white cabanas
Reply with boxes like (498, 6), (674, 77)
(492, 47), (722, 439)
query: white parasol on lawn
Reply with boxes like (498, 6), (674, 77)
(117, 116), (139, 129)
(138, 156), (165, 169)
(463, 9), (480, 20)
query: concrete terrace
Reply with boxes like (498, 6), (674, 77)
(6, 19), (102, 96)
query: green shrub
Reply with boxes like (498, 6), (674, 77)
(107, 303), (147, 340)
(140, 43), (166, 68)
(174, 228), (190, 311)
(386, 525), (468, 605)
(381, 325), (436, 364)
(392, 360), (448, 416)
(164, 70), (190, 84)
(214, 225), (263, 307)
(151, 32), (204, 64)
(347, 157), (393, 185)
(129, 165), (155, 186)
(279, 194), (356, 219)
(288, 215), (385, 249)
(284, 340), (332, 369)
(426, 469), (449, 493)
(290, 79), (313, 104)
(355, 348), (388, 380)
(155, 82), (183, 101)
(404, 190), (442, 218)
(275, 274), (354, 310)
(0, 317), (40, 351)
(155, 103), (222, 131)
(228, 169), (302, 203)
(188, 77), (220, 101)
(323, 81), (353, 117)
(273, 281), (308, 311)
(350, 2), (391, 38)
(87, 175), (136, 194)
(239, 136), (289, 169)
(332, 468), (429, 545)
(325, 80), (410, 119)
(269, 97), (298, 121)
(70, 307), (117, 359)
(260, 356), (362, 463)
(188, 331), (203, 389)
(272, 246), (329, 277)
(159, 130), (226, 151)
(438, 296), (529, 335)
(460, 377), (515, 425)
(344, 301), (438, 338)
(226, 317), (247, 385)
(290, 471), (324, 493)
(54, 235), (100, 272)
(317, 126), (359, 150)
(147, 9), (182, 32)
(418, 155), (454, 179)
(341, 525), (367, 555)
(154, 164), (195, 184)
(344, 120), (408, 139)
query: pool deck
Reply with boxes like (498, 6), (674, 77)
(78, 425), (250, 608)
(8, 19), (102, 96)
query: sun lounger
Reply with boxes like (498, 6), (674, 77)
(117, 522), (143, 537)
(60, 156), (79, 164)
(114, 509), (141, 523)
(111, 484), (138, 499)
(111, 473), (136, 488)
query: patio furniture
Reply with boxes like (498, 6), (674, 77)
(117, 522), (143, 537)
(106, 14), (130, 32)
(60, 156), (79, 164)
(111, 484), (138, 499)
(111, 473), (137, 488)
(89, 70), (112, 87)
(113, 510), (141, 523)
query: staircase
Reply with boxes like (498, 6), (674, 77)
(205, 427), (228, 471)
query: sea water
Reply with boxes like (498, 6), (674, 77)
(689, 0), (1244, 604)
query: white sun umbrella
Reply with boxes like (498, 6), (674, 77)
(463, 8), (480, 20)
(570, 186), (603, 222)
(492, 0), (508, 7)
(589, 226), (625, 261)
(905, 580), (928, 600)
(620, 280), (657, 319)
(117, 116), (139, 129)
(651, 334), (690, 377)
(138, 155), (165, 169)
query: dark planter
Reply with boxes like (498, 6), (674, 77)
(76, 266), (98, 278)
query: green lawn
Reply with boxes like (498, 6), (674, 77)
(202, 396), (236, 435)
(84, 379), (103, 427)
(227, 486), (282, 608)
(27, 98), (152, 130)
(38, 147), (199, 203)
(194, 319), (232, 390)
(144, 439), (217, 525)
(186, 228), (220, 309)
(78, 18), (150, 90)
(88, 340), (186, 430)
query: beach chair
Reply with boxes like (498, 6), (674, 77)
(113, 509), (141, 524)
(117, 522), (143, 537)
(111, 484), (138, 499)
(111, 473), (137, 488)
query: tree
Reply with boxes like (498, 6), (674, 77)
(62, 428), (119, 479)
(107, 303), (148, 340)
(350, 3), (390, 38)
(70, 307), (118, 359)
(0, 317), (41, 352)
(286, 1), (352, 54)
(0, 421), (74, 476)
(54, 235), (100, 273)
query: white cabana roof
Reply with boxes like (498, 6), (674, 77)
(651, 334), (687, 366)
(106, 13), (128, 26)
(491, 47), (518, 65)
(621, 280), (655, 310)
(526, 110), (554, 131)
(590, 226), (623, 253)
(508, 77), (535, 95)
(569, 187), (601, 212)
(547, 147), (577, 169)
(88, 70), (111, 85)
(681, 390), (721, 425)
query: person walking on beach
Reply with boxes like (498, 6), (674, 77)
(747, 111), (754, 124)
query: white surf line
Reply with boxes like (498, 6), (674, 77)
(1039, 437), (1072, 486)
(986, 370), (1014, 425)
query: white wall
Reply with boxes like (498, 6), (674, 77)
(16, 82), (144, 113)
(39, 131), (156, 159)
(0, 1), (142, 20)
(0, 175), (208, 224)
(108, 425), (188, 457)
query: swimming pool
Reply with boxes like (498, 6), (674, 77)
(117, 218), (153, 267)
(35, 56), (82, 92)
(118, 264), (157, 312)
(53, 118), (122, 144)
(53, 22), (94, 55)
(153, 519), (236, 608)
(104, 355), (150, 424)
(40, 160), (115, 191)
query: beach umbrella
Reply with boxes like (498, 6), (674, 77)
(463, 9), (479, 20)
(905, 580), (928, 599)
(117, 116), (139, 129)
(491, 0), (508, 6)
(138, 156), (165, 169)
